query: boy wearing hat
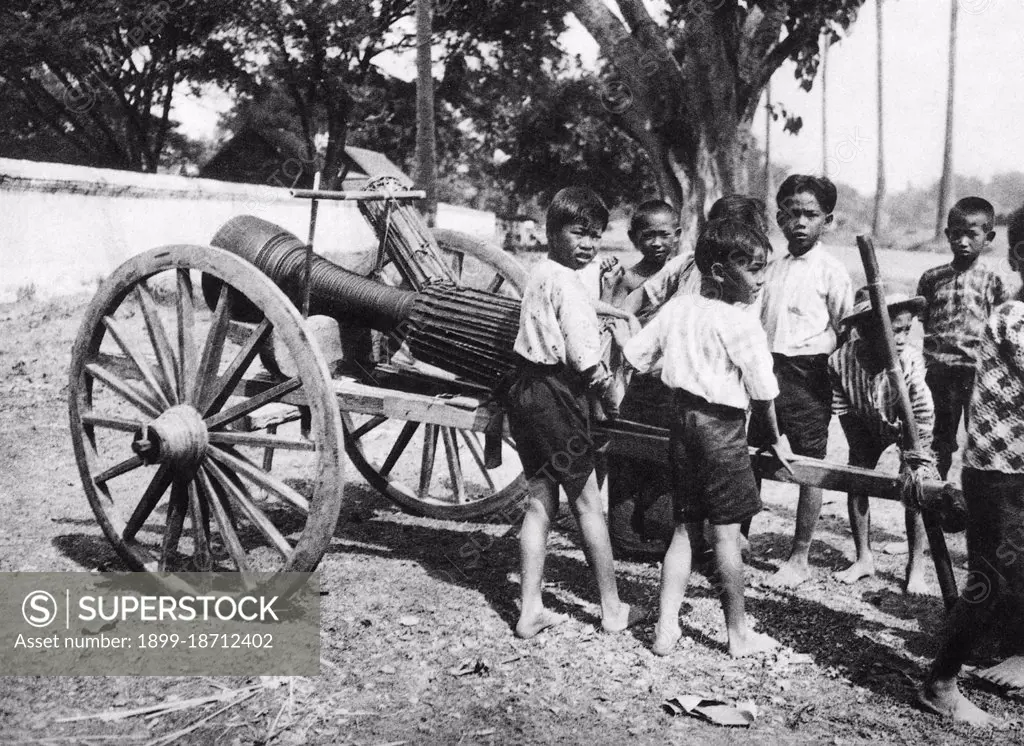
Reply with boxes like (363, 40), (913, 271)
(827, 288), (936, 594)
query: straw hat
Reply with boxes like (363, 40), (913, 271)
(841, 285), (925, 328)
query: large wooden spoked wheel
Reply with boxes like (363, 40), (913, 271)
(69, 245), (344, 582)
(341, 229), (528, 521)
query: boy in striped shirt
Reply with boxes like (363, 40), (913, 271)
(920, 206), (1024, 725)
(624, 219), (789, 658)
(917, 197), (1007, 479)
(828, 287), (936, 594)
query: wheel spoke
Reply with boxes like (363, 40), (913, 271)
(204, 378), (301, 430)
(196, 467), (253, 579)
(208, 430), (315, 451)
(199, 319), (272, 415)
(176, 270), (197, 404)
(451, 252), (464, 279)
(207, 446), (310, 514)
(93, 454), (144, 485)
(205, 460), (293, 560)
(418, 424), (438, 499)
(81, 412), (144, 433)
(102, 316), (172, 410)
(380, 421), (419, 478)
(486, 273), (505, 294)
(191, 283), (232, 406)
(441, 428), (468, 503)
(349, 414), (388, 441)
(187, 478), (212, 571)
(85, 362), (162, 419)
(135, 283), (179, 404)
(459, 430), (496, 491)
(123, 463), (173, 542)
(160, 481), (188, 571)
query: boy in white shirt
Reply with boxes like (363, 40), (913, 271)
(505, 186), (644, 638)
(625, 219), (789, 658)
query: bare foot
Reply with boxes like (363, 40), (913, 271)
(833, 558), (875, 585)
(975, 656), (1024, 689)
(602, 603), (649, 633)
(729, 630), (779, 658)
(651, 622), (682, 657)
(919, 681), (997, 726)
(767, 559), (810, 588)
(904, 570), (931, 596)
(515, 609), (568, 639)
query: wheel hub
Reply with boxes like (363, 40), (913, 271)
(132, 405), (209, 470)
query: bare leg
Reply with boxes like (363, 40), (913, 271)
(921, 594), (998, 726)
(904, 509), (931, 595)
(711, 523), (778, 657)
(769, 485), (822, 588)
(652, 522), (701, 656)
(834, 493), (875, 584)
(566, 472), (642, 632)
(515, 476), (567, 638)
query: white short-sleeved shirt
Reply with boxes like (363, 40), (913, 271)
(624, 293), (779, 410)
(575, 259), (602, 302)
(760, 243), (853, 357)
(514, 258), (602, 372)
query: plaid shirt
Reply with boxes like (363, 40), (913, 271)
(964, 300), (1024, 473)
(624, 293), (778, 410)
(828, 339), (934, 451)
(514, 258), (602, 373)
(916, 261), (1007, 368)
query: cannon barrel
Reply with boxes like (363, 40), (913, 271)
(210, 215), (417, 332)
(209, 215), (521, 388)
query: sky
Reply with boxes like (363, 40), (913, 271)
(174, 0), (1024, 196)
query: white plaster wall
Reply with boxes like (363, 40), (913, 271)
(0, 158), (496, 302)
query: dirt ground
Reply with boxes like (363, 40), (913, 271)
(2, 267), (1024, 744)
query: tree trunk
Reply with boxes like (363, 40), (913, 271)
(415, 0), (437, 226)
(872, 0), (886, 237)
(821, 32), (829, 175)
(935, 0), (957, 238)
(765, 81), (774, 201)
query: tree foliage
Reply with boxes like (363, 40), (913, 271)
(0, 0), (240, 172)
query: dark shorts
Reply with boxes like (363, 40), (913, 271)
(961, 468), (1024, 613)
(505, 361), (595, 487)
(926, 364), (975, 467)
(669, 391), (762, 526)
(767, 353), (831, 459)
(840, 414), (895, 470)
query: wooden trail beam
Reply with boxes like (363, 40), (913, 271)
(594, 419), (962, 506)
(857, 235), (959, 610)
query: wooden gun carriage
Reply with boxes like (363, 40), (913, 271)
(68, 183), (962, 603)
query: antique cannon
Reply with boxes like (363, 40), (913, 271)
(68, 184), (963, 603)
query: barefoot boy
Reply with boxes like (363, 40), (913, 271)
(920, 206), (1024, 725)
(624, 219), (788, 658)
(916, 197), (1007, 480)
(504, 186), (641, 638)
(759, 175), (853, 588)
(828, 288), (936, 594)
(606, 200), (678, 308)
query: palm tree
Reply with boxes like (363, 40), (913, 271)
(415, 0), (437, 225)
(765, 81), (774, 200)
(821, 30), (829, 176)
(935, 0), (958, 238)
(872, 0), (886, 237)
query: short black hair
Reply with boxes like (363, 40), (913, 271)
(694, 218), (772, 275)
(546, 187), (609, 238)
(949, 196), (995, 231)
(1008, 203), (1024, 270)
(708, 194), (769, 233)
(628, 199), (676, 234)
(776, 174), (838, 214)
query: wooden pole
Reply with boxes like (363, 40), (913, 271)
(857, 235), (958, 609)
(302, 171), (322, 319)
